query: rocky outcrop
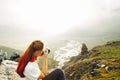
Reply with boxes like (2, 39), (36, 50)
(81, 43), (89, 55)
(0, 60), (20, 80)
(80, 43), (90, 60)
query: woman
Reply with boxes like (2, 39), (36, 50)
(16, 40), (66, 80)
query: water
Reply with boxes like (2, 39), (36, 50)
(54, 40), (81, 67)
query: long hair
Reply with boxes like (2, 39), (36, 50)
(16, 40), (44, 77)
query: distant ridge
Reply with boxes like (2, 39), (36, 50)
(0, 45), (23, 57)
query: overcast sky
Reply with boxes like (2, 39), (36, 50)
(0, 0), (120, 49)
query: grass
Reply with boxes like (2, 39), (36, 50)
(97, 45), (120, 59)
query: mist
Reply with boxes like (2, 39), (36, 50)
(0, 0), (120, 50)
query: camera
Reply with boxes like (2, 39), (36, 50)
(41, 48), (50, 55)
(44, 48), (50, 54)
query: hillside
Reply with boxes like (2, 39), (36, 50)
(63, 41), (120, 80)
(0, 45), (23, 57)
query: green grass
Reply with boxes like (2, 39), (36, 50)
(96, 45), (120, 59)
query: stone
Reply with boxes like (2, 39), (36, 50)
(105, 66), (112, 71)
(90, 69), (101, 77)
(111, 59), (117, 62)
(101, 64), (106, 68)
(81, 43), (89, 55)
(9, 52), (20, 62)
(114, 65), (120, 69)
(70, 72), (74, 77)
(75, 74), (81, 79)
(0, 57), (2, 64)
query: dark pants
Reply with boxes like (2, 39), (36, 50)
(43, 68), (66, 80)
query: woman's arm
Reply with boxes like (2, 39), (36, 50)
(38, 72), (45, 80)
(42, 55), (48, 76)
(38, 54), (48, 80)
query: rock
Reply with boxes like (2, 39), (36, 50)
(70, 72), (74, 77)
(0, 57), (2, 64)
(0, 60), (20, 80)
(85, 62), (90, 65)
(10, 52), (20, 62)
(81, 43), (89, 55)
(114, 65), (120, 69)
(106, 41), (120, 46)
(101, 64), (106, 68)
(91, 49), (98, 52)
(69, 72), (81, 80)
(91, 62), (100, 69)
(111, 59), (117, 62)
(96, 64), (101, 68)
(106, 41), (113, 45)
(75, 74), (81, 79)
(90, 69), (101, 77)
(105, 66), (112, 71)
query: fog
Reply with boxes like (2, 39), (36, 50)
(0, 0), (120, 50)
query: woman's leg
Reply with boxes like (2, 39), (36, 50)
(42, 68), (66, 80)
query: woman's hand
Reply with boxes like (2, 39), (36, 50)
(43, 53), (48, 58)
(42, 49), (49, 58)
(39, 49), (48, 58)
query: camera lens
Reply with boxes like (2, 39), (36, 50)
(47, 49), (50, 54)
(44, 48), (50, 54)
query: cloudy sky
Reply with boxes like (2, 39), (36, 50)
(0, 0), (120, 50)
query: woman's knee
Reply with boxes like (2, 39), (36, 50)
(54, 68), (64, 74)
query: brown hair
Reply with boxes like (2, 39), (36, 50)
(16, 40), (44, 77)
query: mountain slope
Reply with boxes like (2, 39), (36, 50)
(63, 41), (120, 80)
